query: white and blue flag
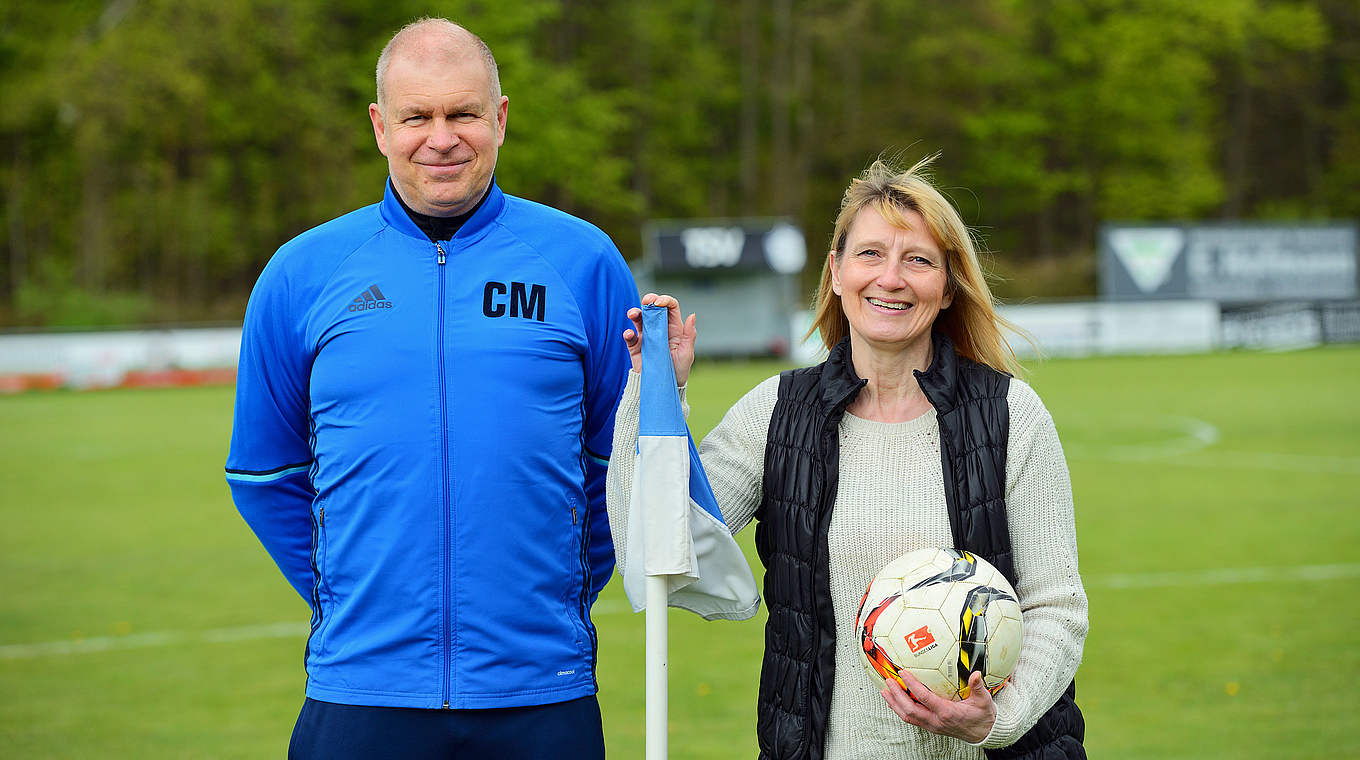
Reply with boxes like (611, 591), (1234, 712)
(622, 305), (760, 621)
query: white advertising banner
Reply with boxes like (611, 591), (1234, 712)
(792, 300), (1222, 362)
(1000, 301), (1221, 358)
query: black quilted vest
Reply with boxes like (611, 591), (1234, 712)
(754, 331), (1084, 759)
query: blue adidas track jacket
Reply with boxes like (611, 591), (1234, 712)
(225, 180), (637, 709)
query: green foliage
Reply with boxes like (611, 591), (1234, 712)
(0, 0), (1355, 326)
(15, 259), (155, 327)
(1, 347), (1358, 757)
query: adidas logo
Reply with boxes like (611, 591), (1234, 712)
(348, 284), (394, 312)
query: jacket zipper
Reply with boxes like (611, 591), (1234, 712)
(436, 241), (452, 709)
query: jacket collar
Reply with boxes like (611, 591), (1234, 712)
(821, 330), (961, 415)
(913, 329), (960, 414)
(820, 330), (963, 414)
(820, 337), (868, 413)
(379, 178), (506, 244)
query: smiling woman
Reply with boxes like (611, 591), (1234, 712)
(606, 155), (1088, 760)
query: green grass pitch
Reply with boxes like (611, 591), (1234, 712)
(2, 346), (1357, 758)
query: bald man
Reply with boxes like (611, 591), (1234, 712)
(226, 18), (637, 759)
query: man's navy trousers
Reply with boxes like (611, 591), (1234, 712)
(288, 696), (606, 759)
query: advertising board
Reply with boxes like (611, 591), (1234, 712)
(1100, 223), (1357, 303)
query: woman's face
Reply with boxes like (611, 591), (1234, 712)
(830, 205), (952, 356)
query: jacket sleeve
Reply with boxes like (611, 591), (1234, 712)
(225, 256), (317, 601)
(580, 241), (640, 603)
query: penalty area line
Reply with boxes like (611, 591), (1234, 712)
(1088, 562), (1360, 590)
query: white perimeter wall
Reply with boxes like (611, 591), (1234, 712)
(0, 327), (242, 390)
(999, 300), (1221, 358)
(790, 300), (1222, 366)
(0, 300), (1246, 391)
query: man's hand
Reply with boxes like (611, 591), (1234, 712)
(623, 293), (696, 386)
(881, 670), (997, 744)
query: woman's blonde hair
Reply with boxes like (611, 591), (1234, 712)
(807, 154), (1027, 376)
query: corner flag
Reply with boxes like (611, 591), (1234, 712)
(622, 304), (761, 621)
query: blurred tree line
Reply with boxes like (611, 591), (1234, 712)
(2, 0), (1356, 327)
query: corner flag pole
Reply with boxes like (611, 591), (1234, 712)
(646, 575), (669, 760)
(637, 304), (681, 760)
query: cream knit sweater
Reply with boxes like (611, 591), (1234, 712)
(606, 370), (1087, 759)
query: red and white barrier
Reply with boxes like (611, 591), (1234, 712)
(0, 327), (241, 393)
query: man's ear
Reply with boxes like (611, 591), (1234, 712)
(369, 103), (388, 157)
(495, 95), (509, 147)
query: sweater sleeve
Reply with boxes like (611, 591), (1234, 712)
(602, 371), (645, 575)
(696, 375), (781, 534)
(977, 378), (1088, 749)
(605, 372), (777, 576)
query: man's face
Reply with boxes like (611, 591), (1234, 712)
(369, 51), (508, 217)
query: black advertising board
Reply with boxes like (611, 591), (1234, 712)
(644, 219), (807, 276)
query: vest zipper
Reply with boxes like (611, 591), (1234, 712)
(436, 241), (452, 710)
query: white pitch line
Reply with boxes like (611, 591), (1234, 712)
(1077, 447), (1360, 475)
(4, 566), (1358, 660)
(1066, 415), (1360, 474)
(0, 622), (308, 660)
(1064, 415), (1218, 461)
(1164, 449), (1360, 475)
(1087, 563), (1360, 590)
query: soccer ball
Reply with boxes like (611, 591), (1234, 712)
(855, 547), (1023, 701)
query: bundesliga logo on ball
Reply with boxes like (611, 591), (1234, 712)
(856, 548), (1023, 701)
